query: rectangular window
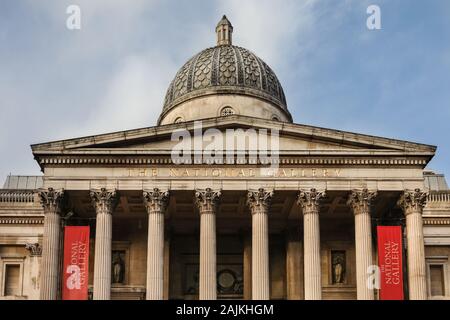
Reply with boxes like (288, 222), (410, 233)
(4, 264), (20, 296)
(430, 264), (445, 297)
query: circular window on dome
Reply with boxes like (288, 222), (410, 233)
(174, 117), (184, 124)
(272, 115), (280, 121)
(220, 106), (235, 117)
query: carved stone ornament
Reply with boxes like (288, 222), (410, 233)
(25, 242), (42, 256)
(195, 188), (221, 213)
(297, 188), (326, 214)
(246, 188), (274, 213)
(90, 188), (118, 214)
(397, 188), (428, 215)
(347, 189), (377, 215)
(38, 188), (65, 214)
(143, 188), (170, 213)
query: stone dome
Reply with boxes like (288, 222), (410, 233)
(158, 16), (292, 125)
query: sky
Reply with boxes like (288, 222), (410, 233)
(0, 0), (449, 182)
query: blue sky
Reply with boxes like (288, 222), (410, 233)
(1, 0), (449, 181)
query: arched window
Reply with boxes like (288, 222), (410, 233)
(174, 117), (183, 124)
(271, 115), (280, 121)
(220, 106), (235, 117)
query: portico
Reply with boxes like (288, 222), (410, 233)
(31, 115), (435, 300)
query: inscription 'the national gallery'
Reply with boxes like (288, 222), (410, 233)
(128, 167), (342, 178)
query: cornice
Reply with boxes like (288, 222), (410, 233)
(35, 154), (429, 167)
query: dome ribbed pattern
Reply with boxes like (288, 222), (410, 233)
(162, 45), (287, 115)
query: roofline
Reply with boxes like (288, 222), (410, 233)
(31, 115), (437, 154)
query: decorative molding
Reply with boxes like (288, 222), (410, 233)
(195, 188), (221, 213)
(36, 155), (429, 167)
(38, 188), (64, 214)
(0, 191), (35, 203)
(397, 188), (428, 215)
(90, 188), (118, 214)
(423, 218), (450, 225)
(246, 188), (273, 214)
(25, 242), (42, 256)
(297, 188), (326, 214)
(347, 189), (377, 215)
(143, 188), (170, 213)
(0, 217), (44, 224)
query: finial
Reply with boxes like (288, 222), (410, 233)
(216, 15), (233, 46)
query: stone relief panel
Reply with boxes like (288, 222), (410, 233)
(184, 263), (243, 298)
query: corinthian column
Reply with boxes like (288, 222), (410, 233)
(397, 189), (428, 300)
(143, 188), (169, 300)
(247, 188), (273, 300)
(39, 188), (65, 300)
(195, 188), (221, 300)
(348, 189), (377, 300)
(90, 188), (118, 300)
(298, 188), (325, 300)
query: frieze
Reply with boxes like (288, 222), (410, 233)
(125, 167), (343, 178)
(38, 156), (428, 166)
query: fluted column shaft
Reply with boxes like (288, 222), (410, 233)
(39, 188), (64, 300)
(143, 189), (169, 300)
(348, 189), (377, 300)
(200, 210), (216, 299)
(195, 188), (221, 300)
(247, 188), (273, 300)
(298, 189), (325, 300)
(91, 188), (117, 300)
(398, 189), (427, 300)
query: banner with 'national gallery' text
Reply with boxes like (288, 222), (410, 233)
(62, 226), (90, 300)
(377, 226), (404, 300)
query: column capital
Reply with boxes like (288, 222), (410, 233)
(195, 188), (221, 213)
(143, 188), (170, 214)
(38, 187), (65, 214)
(347, 189), (377, 215)
(297, 188), (325, 214)
(397, 188), (427, 215)
(90, 188), (118, 214)
(247, 188), (273, 214)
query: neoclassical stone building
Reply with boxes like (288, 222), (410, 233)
(1, 16), (450, 300)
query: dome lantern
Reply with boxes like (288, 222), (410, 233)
(216, 15), (233, 46)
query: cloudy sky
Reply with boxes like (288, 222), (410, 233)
(1, 0), (449, 182)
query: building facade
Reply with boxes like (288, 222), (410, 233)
(1, 16), (450, 300)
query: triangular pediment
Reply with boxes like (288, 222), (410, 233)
(31, 115), (436, 158)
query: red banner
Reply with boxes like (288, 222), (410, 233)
(62, 226), (90, 300)
(377, 226), (404, 300)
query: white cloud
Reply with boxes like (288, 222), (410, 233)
(218, 0), (319, 66)
(80, 52), (176, 135)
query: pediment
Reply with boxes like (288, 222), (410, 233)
(31, 115), (436, 158)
